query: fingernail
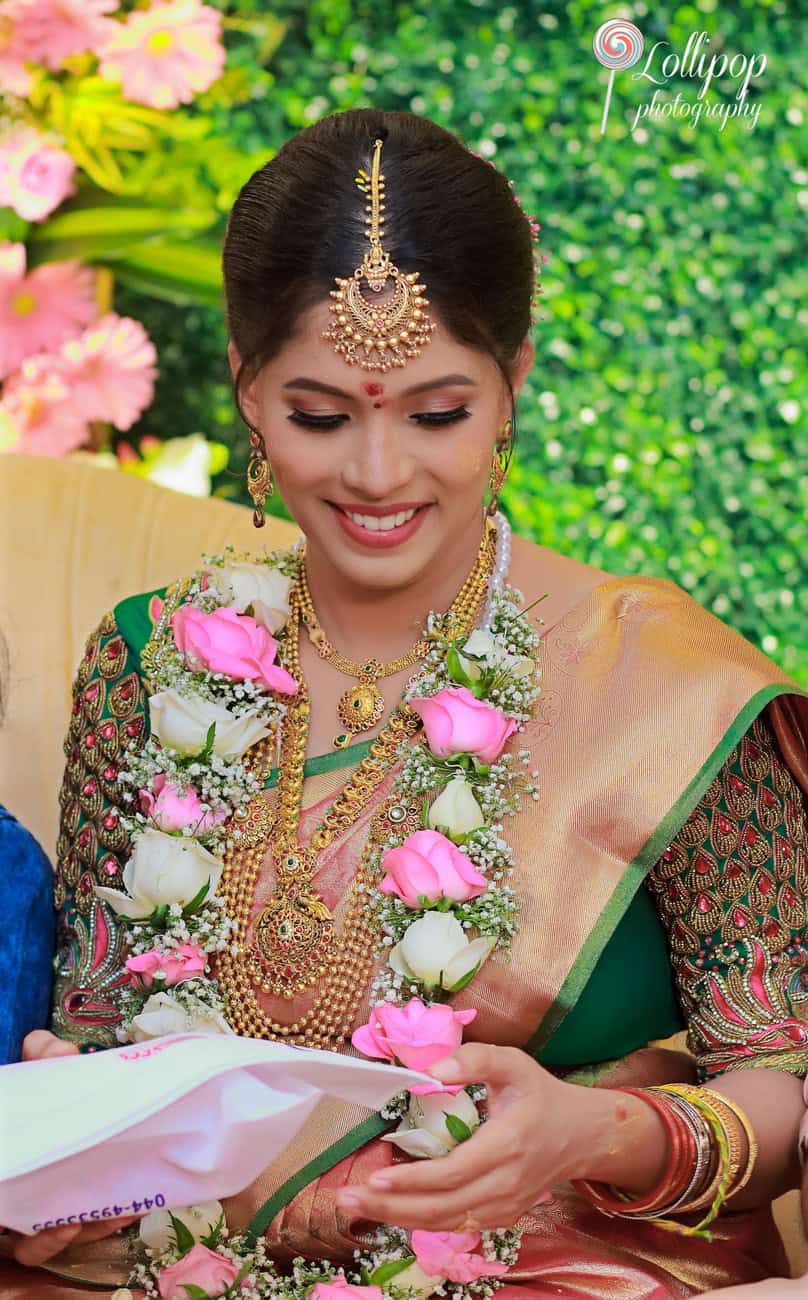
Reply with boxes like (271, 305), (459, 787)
(368, 1172), (393, 1189)
(429, 1061), (459, 1081)
(337, 1193), (362, 1212)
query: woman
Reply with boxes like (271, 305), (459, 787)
(8, 109), (808, 1298)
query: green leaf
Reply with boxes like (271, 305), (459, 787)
(444, 1113), (473, 1143)
(446, 645), (473, 687)
(198, 722), (217, 763)
(180, 1286), (211, 1300)
(169, 1211), (196, 1258)
(26, 201), (217, 265)
(109, 238), (224, 308)
(200, 1211), (225, 1250)
(368, 1255), (417, 1286)
(149, 902), (170, 927)
(445, 960), (481, 993)
(183, 878), (211, 917)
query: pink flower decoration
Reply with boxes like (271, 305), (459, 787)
(309, 1278), (383, 1300)
(410, 686), (518, 764)
(0, 354), (89, 457)
(0, 243), (97, 381)
(6, 0), (117, 72)
(0, 4), (34, 97)
(171, 604), (297, 695)
(96, 0), (226, 111)
(352, 998), (476, 1072)
(379, 829), (487, 909)
(139, 772), (224, 835)
(412, 1231), (509, 1284)
(0, 124), (76, 222)
(156, 1242), (239, 1300)
(57, 312), (158, 431)
(126, 941), (207, 989)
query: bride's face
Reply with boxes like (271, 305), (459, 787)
(228, 298), (533, 592)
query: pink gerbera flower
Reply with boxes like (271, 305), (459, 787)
(96, 0), (225, 110)
(6, 0), (117, 72)
(0, 0), (33, 95)
(0, 243), (98, 381)
(1, 355), (90, 457)
(57, 312), (158, 431)
(0, 123), (76, 222)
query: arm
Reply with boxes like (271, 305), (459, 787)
(342, 708), (808, 1230)
(51, 608), (147, 1049)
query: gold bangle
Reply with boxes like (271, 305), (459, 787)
(647, 1084), (734, 1234)
(698, 1086), (758, 1203)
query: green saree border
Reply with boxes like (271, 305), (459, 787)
(525, 682), (808, 1056)
(262, 739), (373, 789)
(245, 1112), (391, 1244)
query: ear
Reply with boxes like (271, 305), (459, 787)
(227, 341), (262, 431)
(510, 335), (535, 401)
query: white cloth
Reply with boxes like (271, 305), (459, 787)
(0, 1033), (427, 1234)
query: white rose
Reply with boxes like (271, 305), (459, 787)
(212, 562), (292, 633)
(149, 689), (270, 759)
(130, 991), (233, 1042)
(427, 776), (485, 837)
(95, 828), (222, 918)
(459, 628), (534, 681)
(381, 1088), (481, 1159)
(139, 1200), (224, 1257)
(385, 1262), (447, 1298)
(389, 911), (496, 991)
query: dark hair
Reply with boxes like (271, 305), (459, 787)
(222, 108), (535, 439)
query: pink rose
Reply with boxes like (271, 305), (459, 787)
(139, 773), (225, 835)
(0, 128), (76, 222)
(379, 829), (487, 908)
(409, 686), (518, 763)
(352, 998), (476, 1072)
(412, 1231), (509, 1284)
(309, 1277), (383, 1300)
(171, 604), (297, 695)
(126, 942), (207, 989)
(156, 1242), (239, 1299)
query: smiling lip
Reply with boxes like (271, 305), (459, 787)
(328, 501), (431, 549)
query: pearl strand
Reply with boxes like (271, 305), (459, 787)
(482, 510), (512, 629)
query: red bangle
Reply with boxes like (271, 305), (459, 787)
(573, 1086), (696, 1215)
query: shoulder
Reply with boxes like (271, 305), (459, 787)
(507, 534), (613, 634)
(0, 803), (52, 883)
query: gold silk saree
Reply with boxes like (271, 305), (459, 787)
(7, 562), (807, 1298)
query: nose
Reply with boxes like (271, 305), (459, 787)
(340, 424), (414, 500)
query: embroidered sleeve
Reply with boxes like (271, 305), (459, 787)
(647, 710), (808, 1081)
(50, 611), (146, 1049)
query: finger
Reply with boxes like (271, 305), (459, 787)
(12, 1224), (82, 1266)
(428, 1043), (535, 1089)
(338, 1169), (518, 1232)
(78, 1217), (138, 1243)
(367, 1109), (523, 1196)
(21, 1031), (79, 1062)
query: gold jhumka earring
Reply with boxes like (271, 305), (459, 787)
(321, 136), (437, 370)
(486, 418), (513, 517)
(247, 427), (273, 528)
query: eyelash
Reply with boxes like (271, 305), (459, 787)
(286, 405), (472, 430)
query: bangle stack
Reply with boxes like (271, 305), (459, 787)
(573, 1084), (758, 1239)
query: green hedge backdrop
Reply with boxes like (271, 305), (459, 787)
(108, 0), (806, 679)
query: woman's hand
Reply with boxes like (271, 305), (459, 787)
(336, 1042), (666, 1232)
(3, 1031), (137, 1265)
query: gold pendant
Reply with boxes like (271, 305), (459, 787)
(249, 846), (335, 997)
(337, 679), (384, 732)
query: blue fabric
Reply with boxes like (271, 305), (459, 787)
(0, 803), (55, 1063)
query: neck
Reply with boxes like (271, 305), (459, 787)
(302, 511), (491, 659)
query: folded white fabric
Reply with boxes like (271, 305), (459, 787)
(0, 1032), (428, 1234)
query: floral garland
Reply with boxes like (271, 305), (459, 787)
(96, 534), (543, 1300)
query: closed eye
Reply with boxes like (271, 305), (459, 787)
(286, 406), (473, 430)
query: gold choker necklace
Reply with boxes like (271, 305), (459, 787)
(296, 521), (498, 749)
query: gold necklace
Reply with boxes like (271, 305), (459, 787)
(297, 558), (428, 749)
(216, 520), (497, 1043)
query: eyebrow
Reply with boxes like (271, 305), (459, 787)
(282, 374), (477, 399)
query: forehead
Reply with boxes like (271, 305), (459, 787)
(258, 297), (497, 398)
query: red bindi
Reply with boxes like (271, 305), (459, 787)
(363, 382), (384, 396)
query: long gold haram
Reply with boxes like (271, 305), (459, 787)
(217, 520), (497, 1046)
(297, 557), (428, 748)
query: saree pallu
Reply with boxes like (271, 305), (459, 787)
(29, 571), (808, 1297)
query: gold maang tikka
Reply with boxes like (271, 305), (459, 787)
(322, 137), (437, 371)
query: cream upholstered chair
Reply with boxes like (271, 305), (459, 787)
(0, 452), (299, 858)
(0, 451), (804, 1276)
